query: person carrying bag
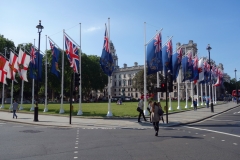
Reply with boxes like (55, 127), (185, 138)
(137, 98), (146, 122)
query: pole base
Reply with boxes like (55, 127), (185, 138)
(59, 108), (65, 114)
(185, 105), (188, 109)
(201, 103), (203, 106)
(144, 109), (149, 116)
(19, 106), (24, 110)
(177, 106), (181, 110)
(168, 106), (172, 111)
(30, 106), (35, 111)
(190, 104), (193, 107)
(106, 111), (113, 117)
(9, 105), (13, 110)
(77, 110), (83, 115)
(43, 108), (48, 112)
(0, 105), (4, 109)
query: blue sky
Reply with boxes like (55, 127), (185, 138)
(1, 0), (240, 79)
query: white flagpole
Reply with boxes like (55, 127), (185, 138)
(216, 86), (218, 104)
(19, 46), (26, 110)
(205, 83), (207, 105)
(201, 83), (203, 105)
(0, 47), (7, 109)
(106, 18), (112, 117)
(30, 40), (35, 111)
(77, 23), (83, 115)
(177, 73), (181, 109)
(60, 30), (65, 114)
(9, 80), (14, 110)
(185, 81), (188, 108)
(169, 92), (172, 111)
(212, 84), (214, 104)
(197, 83), (199, 106)
(157, 72), (160, 102)
(143, 22), (148, 116)
(44, 35), (48, 112)
(191, 82), (193, 107)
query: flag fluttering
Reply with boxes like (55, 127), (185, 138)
(172, 47), (183, 80)
(65, 35), (79, 73)
(162, 39), (173, 75)
(100, 25), (114, 76)
(0, 56), (9, 84)
(7, 51), (19, 82)
(18, 48), (30, 82)
(29, 46), (43, 81)
(49, 41), (60, 78)
(146, 32), (162, 75)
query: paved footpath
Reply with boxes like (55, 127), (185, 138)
(0, 102), (239, 129)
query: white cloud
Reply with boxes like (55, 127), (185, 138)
(85, 27), (101, 33)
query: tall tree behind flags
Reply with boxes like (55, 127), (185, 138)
(49, 40), (60, 78)
(100, 24), (114, 76)
(0, 56), (9, 84)
(18, 48), (30, 82)
(29, 46), (43, 81)
(64, 34), (79, 73)
(172, 47), (183, 80)
(162, 38), (173, 75)
(146, 32), (163, 75)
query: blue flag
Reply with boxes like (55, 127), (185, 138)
(29, 46), (43, 81)
(100, 25), (114, 76)
(182, 52), (193, 82)
(162, 39), (173, 75)
(49, 41), (60, 78)
(192, 55), (199, 83)
(172, 48), (183, 80)
(146, 32), (162, 75)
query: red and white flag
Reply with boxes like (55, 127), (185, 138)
(7, 51), (19, 81)
(18, 48), (30, 82)
(0, 56), (9, 84)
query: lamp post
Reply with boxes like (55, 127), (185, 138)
(206, 44), (214, 112)
(234, 68), (238, 103)
(34, 20), (44, 121)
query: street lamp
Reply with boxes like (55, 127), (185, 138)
(34, 20), (44, 121)
(206, 44), (214, 112)
(234, 68), (238, 104)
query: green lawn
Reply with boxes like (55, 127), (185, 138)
(1, 101), (223, 117)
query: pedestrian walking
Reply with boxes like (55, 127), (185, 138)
(147, 100), (152, 123)
(137, 98), (147, 123)
(151, 102), (160, 136)
(12, 100), (19, 119)
(193, 99), (197, 111)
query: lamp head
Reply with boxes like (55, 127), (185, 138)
(36, 20), (44, 33)
(206, 44), (212, 51)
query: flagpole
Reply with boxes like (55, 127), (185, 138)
(44, 35), (48, 112)
(215, 86), (217, 104)
(9, 80), (14, 110)
(169, 92), (172, 111)
(143, 22), (148, 116)
(212, 83), (214, 104)
(30, 40), (35, 111)
(201, 83), (203, 105)
(185, 81), (188, 108)
(205, 83), (207, 105)
(106, 18), (112, 117)
(197, 83), (199, 106)
(0, 47), (7, 109)
(209, 83), (211, 105)
(191, 81), (193, 107)
(19, 46), (26, 110)
(77, 23), (83, 115)
(157, 72), (160, 102)
(145, 28), (163, 46)
(59, 30), (65, 114)
(177, 72), (181, 109)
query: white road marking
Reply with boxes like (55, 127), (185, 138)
(75, 143), (78, 145)
(76, 141), (78, 142)
(203, 135), (206, 136)
(196, 133), (198, 134)
(209, 119), (240, 123)
(76, 138), (79, 139)
(221, 140), (225, 141)
(12, 126), (23, 127)
(233, 143), (237, 145)
(74, 157), (78, 159)
(74, 151), (78, 153)
(75, 147), (78, 149)
(212, 137), (215, 139)
(185, 126), (240, 138)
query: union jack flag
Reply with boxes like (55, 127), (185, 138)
(167, 39), (172, 58)
(177, 47), (183, 64)
(193, 55), (198, 69)
(65, 35), (79, 73)
(187, 51), (193, 66)
(154, 33), (161, 53)
(30, 46), (36, 64)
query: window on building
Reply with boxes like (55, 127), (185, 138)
(115, 82), (116, 86)
(119, 74), (121, 78)
(124, 74), (126, 78)
(174, 86), (177, 89)
(174, 92), (177, 97)
(114, 89), (116, 91)
(123, 80), (126, 86)
(114, 94), (116, 96)
(129, 79), (132, 86)
(119, 81), (121, 86)
(126, 88), (128, 91)
(115, 75), (116, 79)
(128, 93), (130, 96)
(119, 89), (121, 91)
(135, 93), (138, 98)
(161, 93), (163, 97)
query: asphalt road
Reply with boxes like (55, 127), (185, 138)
(0, 107), (240, 160)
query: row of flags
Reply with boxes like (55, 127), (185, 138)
(0, 32), (80, 86)
(146, 32), (224, 86)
